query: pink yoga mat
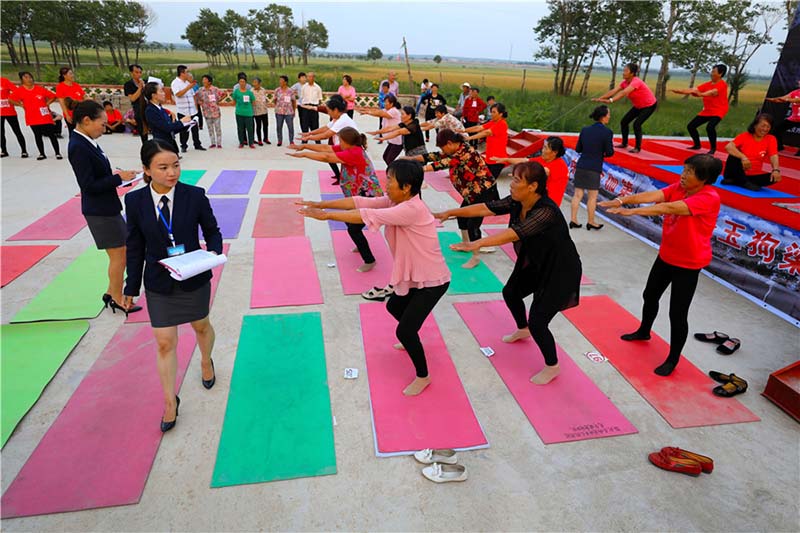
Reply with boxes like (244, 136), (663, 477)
(360, 303), (488, 456)
(252, 197), (305, 238)
(426, 170), (455, 192)
(1, 323), (197, 518)
(261, 170), (303, 194)
(332, 230), (393, 295)
(8, 197), (86, 241)
(455, 301), (637, 444)
(318, 171), (340, 194)
(1, 245), (57, 287)
(251, 237), (323, 307)
(446, 190), (510, 225)
(126, 243), (230, 324)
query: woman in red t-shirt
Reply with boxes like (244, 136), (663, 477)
(464, 102), (509, 179)
(766, 79), (800, 154)
(672, 64), (729, 153)
(496, 136), (569, 207)
(8, 71), (61, 160)
(103, 101), (125, 133)
(1, 76), (28, 158)
(593, 63), (657, 153)
(599, 154), (722, 377)
(722, 113), (781, 191)
(55, 67), (87, 134)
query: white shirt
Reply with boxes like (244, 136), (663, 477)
(327, 114), (358, 144)
(73, 128), (100, 150)
(150, 183), (176, 223)
(170, 77), (197, 115)
(301, 82), (323, 106)
(383, 108), (403, 145)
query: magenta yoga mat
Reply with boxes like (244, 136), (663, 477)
(251, 237), (323, 308)
(8, 197), (85, 241)
(331, 230), (393, 295)
(252, 197), (305, 238)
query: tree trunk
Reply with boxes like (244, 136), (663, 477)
(73, 46), (81, 68)
(5, 39), (19, 65)
(29, 34), (41, 74)
(580, 46), (599, 97)
(95, 46), (104, 67)
(20, 33), (30, 64)
(123, 43), (130, 67)
(643, 54), (653, 82)
(50, 41), (58, 64)
(684, 65), (699, 99)
(655, 1), (681, 101)
(109, 46), (119, 68)
(135, 44), (140, 63)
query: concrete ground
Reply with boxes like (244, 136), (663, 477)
(1, 109), (798, 532)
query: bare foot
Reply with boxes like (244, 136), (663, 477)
(403, 376), (431, 396)
(502, 328), (531, 343)
(461, 256), (481, 269)
(530, 364), (560, 385)
(357, 262), (376, 272)
(351, 247), (359, 253)
(393, 342), (406, 350)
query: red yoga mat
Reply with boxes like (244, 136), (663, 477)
(261, 170), (303, 194)
(8, 197), (85, 241)
(360, 303), (488, 456)
(454, 301), (637, 444)
(251, 237), (323, 308)
(562, 295), (760, 428)
(1, 322), (197, 518)
(0, 245), (57, 287)
(252, 197), (305, 238)
(331, 230), (393, 295)
(126, 243), (230, 324)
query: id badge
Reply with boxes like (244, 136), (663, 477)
(167, 244), (185, 257)
(0, 99), (8, 108)
(40, 106), (50, 116)
(243, 95), (250, 103)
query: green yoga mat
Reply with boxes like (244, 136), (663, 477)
(180, 169), (206, 186)
(1, 320), (89, 447)
(438, 232), (505, 294)
(11, 247), (108, 323)
(211, 313), (337, 488)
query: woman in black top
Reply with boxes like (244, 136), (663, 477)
(142, 82), (192, 153)
(570, 105), (614, 230)
(419, 84), (446, 141)
(369, 106), (427, 157)
(436, 161), (581, 385)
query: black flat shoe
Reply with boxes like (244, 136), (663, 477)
(1, 152), (8, 158)
(586, 223), (604, 230)
(202, 359), (216, 389)
(615, 143), (627, 148)
(56, 154), (63, 160)
(21, 152), (28, 158)
(569, 221), (582, 229)
(161, 396), (180, 432)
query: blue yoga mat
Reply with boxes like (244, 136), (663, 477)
(321, 193), (347, 231)
(654, 165), (796, 199)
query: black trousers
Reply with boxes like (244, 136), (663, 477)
(298, 107), (320, 143)
(254, 113), (269, 143)
(329, 162), (341, 180)
(346, 222), (375, 264)
(464, 120), (478, 146)
(722, 156), (773, 188)
(1, 115), (27, 154)
(31, 124), (60, 156)
(635, 256), (700, 365)
(687, 115), (722, 152)
(487, 163), (504, 180)
(774, 118), (800, 150)
(383, 143), (404, 166)
(386, 283), (450, 377)
(502, 272), (560, 367)
(457, 186), (499, 241)
(177, 112), (202, 149)
(346, 110), (354, 118)
(620, 103), (657, 149)
(105, 123), (126, 133)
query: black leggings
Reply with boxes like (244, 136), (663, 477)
(502, 271), (561, 367)
(687, 115), (722, 152)
(254, 113), (269, 143)
(774, 118), (800, 150)
(620, 103), (657, 149)
(635, 256), (700, 366)
(386, 283), (450, 377)
(1, 115), (27, 154)
(457, 186), (499, 241)
(346, 222), (375, 264)
(383, 143), (404, 166)
(31, 124), (60, 156)
(722, 156), (773, 188)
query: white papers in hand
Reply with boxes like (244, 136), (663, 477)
(158, 249), (227, 281)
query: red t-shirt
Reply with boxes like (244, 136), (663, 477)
(533, 156), (568, 207)
(9, 85), (56, 126)
(730, 132), (778, 175)
(789, 89), (800, 122)
(697, 80), (728, 118)
(1, 77), (18, 117)
(462, 97), (486, 123)
(55, 82), (85, 119)
(620, 77), (657, 109)
(482, 119), (508, 164)
(658, 182), (720, 270)
(106, 109), (122, 124)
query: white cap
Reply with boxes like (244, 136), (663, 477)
(462, 82), (471, 88)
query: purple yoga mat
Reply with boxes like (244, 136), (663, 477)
(207, 170), (257, 195)
(321, 193), (346, 231)
(204, 198), (248, 239)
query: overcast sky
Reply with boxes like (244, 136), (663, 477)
(145, 0), (788, 76)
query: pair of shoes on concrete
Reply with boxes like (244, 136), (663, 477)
(648, 447), (714, 476)
(414, 449), (467, 483)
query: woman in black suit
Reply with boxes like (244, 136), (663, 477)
(68, 100), (142, 315)
(122, 139), (223, 432)
(141, 82), (191, 153)
(570, 105), (615, 230)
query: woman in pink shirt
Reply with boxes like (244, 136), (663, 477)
(338, 75), (357, 118)
(594, 63), (657, 153)
(298, 160), (450, 396)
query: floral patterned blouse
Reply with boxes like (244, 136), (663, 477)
(252, 87), (269, 115)
(195, 86), (224, 119)
(423, 143), (496, 203)
(333, 145), (383, 198)
(274, 86), (296, 115)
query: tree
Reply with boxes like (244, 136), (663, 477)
(0, 1), (20, 65)
(183, 8), (229, 66)
(654, 0), (692, 101)
(296, 19), (328, 65)
(433, 54), (442, 64)
(671, 1), (727, 93)
(366, 46), (383, 61)
(223, 9), (245, 67)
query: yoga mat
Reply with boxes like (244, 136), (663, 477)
(180, 169), (206, 186)
(611, 146), (675, 162)
(211, 313), (336, 487)
(251, 237), (323, 308)
(655, 165), (796, 199)
(426, 170), (456, 192)
(454, 301), (637, 444)
(331, 230), (393, 295)
(360, 303), (488, 456)
(1, 322), (197, 518)
(260, 170), (303, 194)
(7, 197), (85, 241)
(207, 198), (248, 239)
(438, 232), (504, 294)
(1, 320), (89, 447)
(318, 170), (340, 193)
(562, 295), (760, 428)
(11, 247), (107, 323)
(126, 243), (230, 324)
(321, 193), (347, 231)
(252, 197), (305, 238)
(1, 245), (57, 287)
(445, 190), (510, 225)
(208, 169), (257, 195)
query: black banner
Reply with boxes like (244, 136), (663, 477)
(762, 3), (800, 149)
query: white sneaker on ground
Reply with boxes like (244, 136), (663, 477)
(421, 463), (468, 483)
(414, 448), (458, 465)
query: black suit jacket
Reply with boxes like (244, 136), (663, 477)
(144, 103), (185, 142)
(68, 132), (123, 216)
(124, 182), (223, 296)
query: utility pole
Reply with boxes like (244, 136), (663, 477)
(402, 37), (413, 94)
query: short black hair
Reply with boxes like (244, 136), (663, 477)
(402, 106), (416, 119)
(297, 72), (306, 79)
(237, 72), (247, 81)
(590, 105), (610, 121)
(422, 78), (429, 83)
(202, 74), (213, 84)
(102, 100), (113, 107)
(544, 136), (566, 158)
(280, 75), (289, 83)
(342, 74), (352, 84)
(436, 129), (465, 147)
(73, 100), (104, 124)
(747, 113), (774, 134)
(492, 102), (508, 118)
(140, 139), (179, 183)
(387, 159), (424, 197)
(177, 65), (188, 76)
(712, 64), (728, 77)
(684, 154), (723, 184)
(486, 95), (495, 101)
(381, 81), (390, 88)
(625, 63), (640, 76)
(431, 83), (439, 89)
(434, 104), (448, 115)
(471, 87), (480, 93)
(384, 93), (401, 109)
(18, 71), (33, 80)
(128, 64), (142, 72)
(326, 95), (347, 113)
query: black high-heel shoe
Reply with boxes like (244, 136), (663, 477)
(108, 298), (143, 316)
(569, 221), (582, 229)
(102, 293), (112, 308)
(202, 359), (216, 389)
(161, 396), (180, 433)
(586, 223), (604, 231)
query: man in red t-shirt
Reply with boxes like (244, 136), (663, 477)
(1, 76), (28, 157)
(461, 88), (486, 146)
(672, 64), (729, 154)
(766, 79), (800, 154)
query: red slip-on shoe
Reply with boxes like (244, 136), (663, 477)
(660, 447), (714, 473)
(648, 451), (702, 476)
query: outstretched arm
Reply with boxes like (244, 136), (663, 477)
(451, 228), (518, 251)
(298, 206), (364, 224)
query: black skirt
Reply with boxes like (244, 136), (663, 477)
(145, 281), (211, 328)
(85, 214), (126, 249)
(573, 168), (601, 190)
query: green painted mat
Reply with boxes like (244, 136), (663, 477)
(438, 232), (504, 294)
(211, 313), (336, 487)
(1, 320), (89, 446)
(179, 169), (206, 186)
(11, 247), (108, 323)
